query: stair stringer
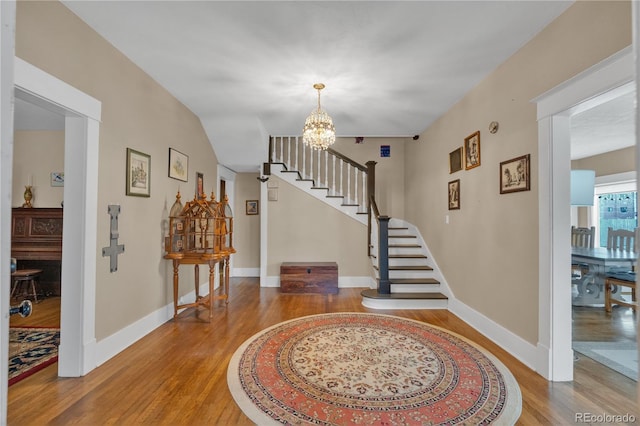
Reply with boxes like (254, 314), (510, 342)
(270, 163), (367, 225)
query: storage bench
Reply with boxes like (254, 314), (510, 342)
(280, 262), (338, 294)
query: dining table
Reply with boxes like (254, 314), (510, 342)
(571, 246), (637, 306)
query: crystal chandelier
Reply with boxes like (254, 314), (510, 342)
(302, 83), (336, 150)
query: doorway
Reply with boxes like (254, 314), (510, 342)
(535, 46), (635, 381)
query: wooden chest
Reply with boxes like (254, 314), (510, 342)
(280, 262), (338, 294)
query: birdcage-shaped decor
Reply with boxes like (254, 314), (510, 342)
(164, 190), (235, 320)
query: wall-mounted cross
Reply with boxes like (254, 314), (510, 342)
(102, 205), (125, 272)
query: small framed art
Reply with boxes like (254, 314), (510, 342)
(50, 172), (64, 187)
(168, 148), (188, 182)
(246, 200), (259, 215)
(195, 172), (204, 197)
(500, 154), (530, 194)
(448, 179), (460, 210)
(449, 147), (463, 174)
(126, 148), (151, 197)
(464, 131), (481, 170)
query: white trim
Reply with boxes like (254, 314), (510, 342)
(260, 169), (268, 286)
(14, 59), (102, 377)
(233, 267), (260, 277)
(0, 2), (16, 423)
(449, 298), (539, 372)
(595, 171), (636, 186)
(534, 47), (633, 381)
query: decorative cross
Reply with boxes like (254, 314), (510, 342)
(102, 205), (125, 272)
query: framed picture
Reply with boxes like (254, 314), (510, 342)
(246, 200), (259, 215)
(268, 188), (278, 201)
(500, 154), (531, 194)
(168, 148), (188, 182)
(464, 131), (481, 170)
(50, 172), (64, 187)
(195, 172), (204, 197)
(448, 179), (460, 210)
(449, 147), (463, 174)
(126, 148), (151, 197)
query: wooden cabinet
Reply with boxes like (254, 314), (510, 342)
(280, 262), (338, 294)
(11, 208), (63, 296)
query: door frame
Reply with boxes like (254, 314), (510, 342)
(534, 46), (634, 380)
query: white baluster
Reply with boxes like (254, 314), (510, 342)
(354, 169), (359, 209)
(325, 151), (329, 188)
(295, 136), (299, 171)
(287, 136), (291, 168)
(332, 155), (336, 195)
(339, 160), (344, 198)
(317, 150), (321, 185)
(279, 136), (284, 163)
(310, 148), (314, 182)
(347, 164), (351, 202)
(362, 171), (367, 212)
(302, 142), (306, 177)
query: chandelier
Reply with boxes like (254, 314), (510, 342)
(302, 83), (336, 150)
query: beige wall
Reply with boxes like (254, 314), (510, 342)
(16, 1), (219, 340)
(233, 173), (261, 270)
(404, 1), (631, 344)
(267, 175), (371, 278)
(331, 137), (407, 219)
(573, 146), (635, 177)
(13, 130), (64, 207)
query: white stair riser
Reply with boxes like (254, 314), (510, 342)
(388, 247), (423, 255)
(391, 284), (441, 293)
(388, 270), (435, 279)
(388, 258), (430, 267)
(362, 298), (448, 310)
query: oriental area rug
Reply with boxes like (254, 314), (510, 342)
(8, 327), (60, 386)
(227, 313), (521, 425)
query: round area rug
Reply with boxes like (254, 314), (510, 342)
(227, 312), (521, 425)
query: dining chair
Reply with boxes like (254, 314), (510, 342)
(571, 226), (595, 248)
(606, 227), (636, 251)
(604, 227), (638, 313)
(571, 226), (595, 295)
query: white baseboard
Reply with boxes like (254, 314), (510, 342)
(94, 282), (213, 367)
(448, 297), (539, 373)
(233, 267), (259, 277)
(263, 276), (374, 288)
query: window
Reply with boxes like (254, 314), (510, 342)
(593, 176), (637, 247)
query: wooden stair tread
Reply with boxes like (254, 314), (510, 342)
(389, 235), (416, 239)
(389, 244), (421, 248)
(390, 278), (440, 284)
(374, 265), (433, 271)
(389, 227), (409, 230)
(361, 289), (447, 300)
(389, 254), (428, 259)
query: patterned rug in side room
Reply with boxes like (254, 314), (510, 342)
(227, 313), (521, 425)
(9, 327), (60, 386)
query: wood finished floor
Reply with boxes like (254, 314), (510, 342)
(7, 278), (639, 425)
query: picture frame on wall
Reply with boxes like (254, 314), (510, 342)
(195, 172), (204, 197)
(500, 154), (531, 194)
(448, 179), (460, 210)
(449, 147), (463, 174)
(168, 148), (188, 182)
(126, 148), (151, 197)
(464, 131), (481, 170)
(246, 200), (259, 215)
(50, 172), (64, 187)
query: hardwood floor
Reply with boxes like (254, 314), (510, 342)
(7, 278), (639, 425)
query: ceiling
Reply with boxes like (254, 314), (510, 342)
(14, 1), (634, 170)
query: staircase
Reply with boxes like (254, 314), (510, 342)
(268, 136), (450, 309)
(362, 218), (449, 309)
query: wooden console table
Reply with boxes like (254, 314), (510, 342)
(165, 252), (230, 320)
(280, 262), (338, 294)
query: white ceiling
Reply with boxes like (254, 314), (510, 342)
(14, 1), (633, 170)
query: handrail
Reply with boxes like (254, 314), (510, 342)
(326, 147), (367, 172)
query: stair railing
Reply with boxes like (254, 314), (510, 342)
(269, 136), (369, 212)
(369, 195), (390, 294)
(269, 136), (388, 294)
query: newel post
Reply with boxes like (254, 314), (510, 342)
(366, 161), (377, 256)
(378, 215), (390, 294)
